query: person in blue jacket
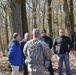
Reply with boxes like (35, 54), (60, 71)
(8, 33), (23, 75)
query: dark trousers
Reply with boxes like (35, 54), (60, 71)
(23, 63), (28, 75)
(48, 60), (54, 75)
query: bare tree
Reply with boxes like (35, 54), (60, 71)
(9, 0), (23, 37)
(21, 0), (28, 36)
(69, 0), (74, 34)
(32, 0), (38, 28)
(0, 1), (9, 52)
(63, 0), (71, 37)
(46, 0), (53, 37)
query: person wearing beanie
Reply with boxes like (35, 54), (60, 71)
(40, 29), (54, 75)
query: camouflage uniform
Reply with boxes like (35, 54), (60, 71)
(23, 39), (52, 75)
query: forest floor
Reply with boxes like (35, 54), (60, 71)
(0, 51), (76, 75)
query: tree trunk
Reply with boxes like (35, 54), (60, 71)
(5, 15), (9, 51)
(0, 29), (5, 55)
(9, 0), (23, 37)
(46, 0), (53, 38)
(21, 0), (28, 36)
(32, 0), (37, 28)
(63, 0), (71, 37)
(43, 0), (46, 28)
(5, 16), (9, 45)
(69, 0), (74, 34)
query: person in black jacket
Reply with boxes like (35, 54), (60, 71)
(72, 25), (76, 57)
(40, 29), (54, 75)
(20, 33), (30, 75)
(53, 28), (72, 75)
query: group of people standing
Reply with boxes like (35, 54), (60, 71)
(7, 25), (76, 75)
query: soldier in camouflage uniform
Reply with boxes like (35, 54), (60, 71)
(23, 28), (52, 75)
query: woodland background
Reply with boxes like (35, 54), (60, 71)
(0, 0), (75, 56)
(0, 0), (76, 75)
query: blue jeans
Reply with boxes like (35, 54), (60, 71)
(57, 53), (71, 75)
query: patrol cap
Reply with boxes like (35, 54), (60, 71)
(33, 28), (40, 34)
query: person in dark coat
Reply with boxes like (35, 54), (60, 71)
(72, 25), (76, 57)
(40, 29), (54, 75)
(20, 33), (30, 75)
(53, 28), (72, 75)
